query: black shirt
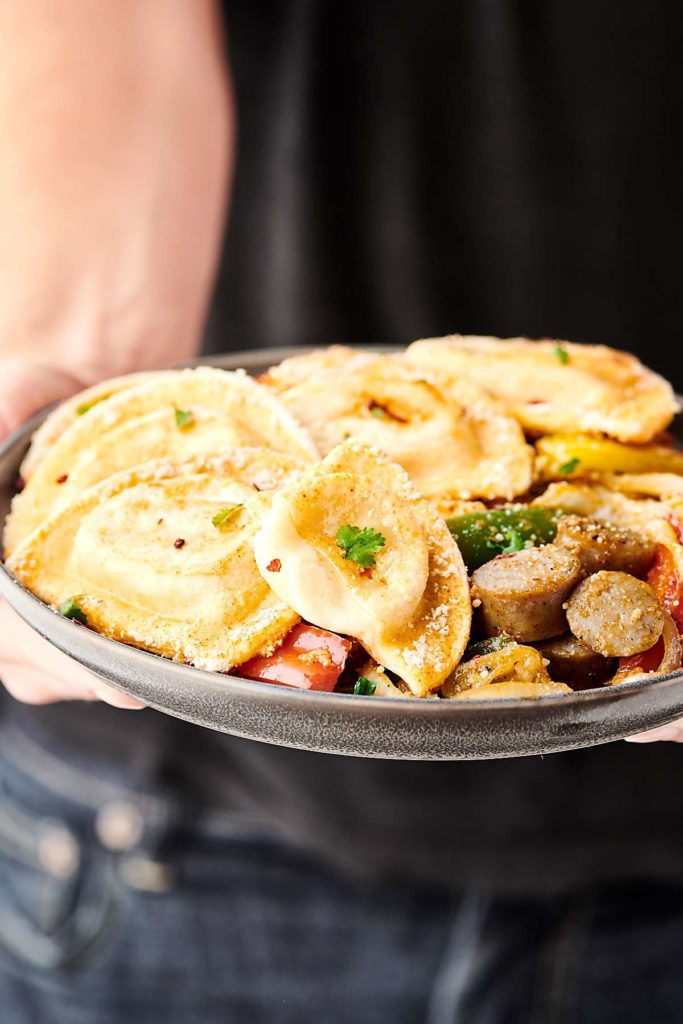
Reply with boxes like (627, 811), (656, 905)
(5, 0), (683, 893)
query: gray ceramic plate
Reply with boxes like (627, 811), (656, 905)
(2, 347), (683, 760)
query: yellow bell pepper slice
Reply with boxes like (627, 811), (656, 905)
(536, 433), (683, 479)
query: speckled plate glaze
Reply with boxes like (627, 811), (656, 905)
(2, 348), (683, 760)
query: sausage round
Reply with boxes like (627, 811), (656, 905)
(566, 570), (665, 657)
(554, 515), (655, 579)
(471, 545), (583, 642)
(535, 633), (615, 689)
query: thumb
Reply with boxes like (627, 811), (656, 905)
(0, 358), (86, 438)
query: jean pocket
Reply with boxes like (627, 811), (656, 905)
(0, 778), (119, 971)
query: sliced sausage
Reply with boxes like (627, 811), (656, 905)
(471, 545), (583, 642)
(566, 570), (665, 657)
(535, 633), (615, 689)
(554, 515), (655, 579)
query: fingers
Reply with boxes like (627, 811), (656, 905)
(0, 357), (86, 437)
(0, 600), (145, 708)
(625, 722), (683, 744)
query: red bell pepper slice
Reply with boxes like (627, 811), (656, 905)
(237, 623), (352, 691)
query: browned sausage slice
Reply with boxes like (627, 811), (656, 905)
(535, 633), (615, 688)
(554, 516), (655, 579)
(471, 546), (583, 642)
(566, 570), (665, 657)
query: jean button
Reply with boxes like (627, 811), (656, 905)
(95, 800), (144, 852)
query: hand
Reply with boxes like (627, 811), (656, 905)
(0, 361), (144, 708)
(625, 721), (683, 743)
(0, 1), (232, 708)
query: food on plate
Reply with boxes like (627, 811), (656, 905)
(553, 515), (655, 578)
(441, 642), (572, 699)
(252, 441), (471, 696)
(565, 571), (665, 658)
(4, 334), (683, 699)
(6, 450), (305, 670)
(404, 336), (676, 442)
(19, 371), (158, 481)
(535, 433), (683, 480)
(272, 355), (534, 507)
(612, 611), (682, 683)
(470, 545), (583, 642)
(259, 344), (375, 392)
(446, 506), (565, 571)
(5, 367), (317, 555)
(534, 634), (614, 689)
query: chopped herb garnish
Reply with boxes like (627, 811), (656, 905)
(354, 676), (377, 696)
(173, 405), (195, 430)
(500, 529), (525, 554)
(335, 524), (386, 568)
(369, 403), (388, 419)
(212, 505), (243, 528)
(59, 598), (87, 625)
(462, 634), (512, 663)
(558, 457), (580, 475)
(76, 394), (109, 416)
(553, 343), (570, 365)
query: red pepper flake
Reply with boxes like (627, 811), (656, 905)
(174, 538), (186, 549)
(266, 558), (282, 572)
(359, 567), (373, 579)
(252, 482), (262, 491)
(526, 398), (546, 406)
(56, 473), (68, 484)
(157, 518), (164, 525)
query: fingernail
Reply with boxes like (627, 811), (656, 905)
(92, 685), (146, 710)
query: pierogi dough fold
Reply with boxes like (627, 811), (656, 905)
(7, 450), (305, 671)
(252, 441), (472, 696)
(404, 335), (677, 443)
(276, 356), (533, 506)
(5, 367), (318, 556)
(20, 371), (158, 481)
(260, 345), (376, 392)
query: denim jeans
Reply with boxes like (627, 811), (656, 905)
(1, 721), (683, 1024)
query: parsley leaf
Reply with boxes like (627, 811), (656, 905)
(58, 598), (87, 625)
(558, 457), (580, 475)
(553, 343), (570, 365)
(212, 505), (243, 527)
(500, 529), (525, 554)
(354, 676), (377, 696)
(76, 395), (109, 416)
(335, 524), (386, 567)
(462, 634), (512, 663)
(173, 406), (195, 430)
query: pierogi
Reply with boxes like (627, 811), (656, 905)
(252, 442), (471, 696)
(404, 335), (676, 442)
(275, 356), (533, 507)
(7, 450), (304, 671)
(5, 367), (317, 555)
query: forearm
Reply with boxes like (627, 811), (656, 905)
(0, 0), (233, 395)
